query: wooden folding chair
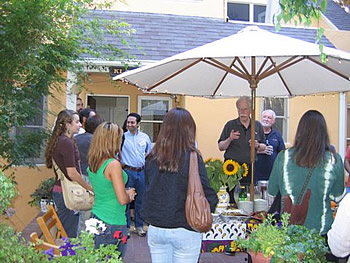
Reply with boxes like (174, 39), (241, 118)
(30, 232), (60, 255)
(30, 205), (67, 255)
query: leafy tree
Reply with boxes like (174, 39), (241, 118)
(0, 0), (135, 171)
(276, 0), (328, 60)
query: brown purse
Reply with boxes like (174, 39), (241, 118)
(185, 151), (213, 233)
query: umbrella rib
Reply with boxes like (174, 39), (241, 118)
(256, 57), (272, 77)
(146, 58), (203, 91)
(211, 58), (237, 97)
(236, 57), (251, 76)
(307, 56), (350, 81)
(258, 56), (301, 80)
(267, 57), (293, 96)
(205, 58), (249, 80)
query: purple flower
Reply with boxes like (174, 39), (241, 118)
(43, 248), (55, 260)
(60, 240), (77, 256)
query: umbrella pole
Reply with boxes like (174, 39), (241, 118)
(250, 80), (257, 202)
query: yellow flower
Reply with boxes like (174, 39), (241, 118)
(204, 158), (212, 164)
(242, 163), (249, 177)
(223, 160), (240, 176)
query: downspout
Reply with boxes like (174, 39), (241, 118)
(339, 92), (346, 159)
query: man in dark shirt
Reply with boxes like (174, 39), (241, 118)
(218, 96), (265, 201)
(255, 109), (285, 182)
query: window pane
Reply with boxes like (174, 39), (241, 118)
(27, 96), (44, 126)
(141, 100), (169, 121)
(264, 98), (284, 116)
(254, 5), (266, 23)
(140, 122), (162, 143)
(15, 127), (45, 163)
(273, 118), (283, 137)
(89, 96), (128, 127)
(227, 3), (249, 22)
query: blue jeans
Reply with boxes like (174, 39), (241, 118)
(52, 191), (79, 238)
(147, 225), (202, 263)
(91, 213), (128, 260)
(125, 169), (145, 228)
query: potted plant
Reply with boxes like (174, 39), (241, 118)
(204, 158), (248, 193)
(237, 213), (329, 263)
(28, 177), (55, 212)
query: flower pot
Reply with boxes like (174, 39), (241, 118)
(249, 250), (272, 263)
(216, 186), (230, 212)
(40, 199), (49, 213)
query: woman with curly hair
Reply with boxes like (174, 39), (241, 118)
(45, 109), (93, 238)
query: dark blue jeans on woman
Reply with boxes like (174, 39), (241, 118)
(91, 213), (128, 260)
(52, 191), (79, 238)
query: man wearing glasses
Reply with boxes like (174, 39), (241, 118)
(218, 96), (265, 202)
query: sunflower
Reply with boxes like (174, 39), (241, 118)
(204, 158), (212, 164)
(223, 159), (240, 176)
(242, 163), (249, 177)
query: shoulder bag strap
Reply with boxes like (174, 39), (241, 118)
(296, 168), (314, 204)
(52, 159), (65, 181)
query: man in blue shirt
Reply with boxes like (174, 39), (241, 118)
(121, 113), (152, 237)
(255, 109), (285, 181)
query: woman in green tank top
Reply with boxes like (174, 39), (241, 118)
(87, 122), (136, 260)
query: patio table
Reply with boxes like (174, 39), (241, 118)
(201, 217), (260, 253)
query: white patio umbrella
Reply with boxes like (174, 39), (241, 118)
(114, 26), (350, 200)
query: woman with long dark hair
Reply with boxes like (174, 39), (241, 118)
(268, 110), (344, 235)
(141, 107), (218, 263)
(45, 109), (93, 238)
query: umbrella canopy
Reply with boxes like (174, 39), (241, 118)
(114, 26), (350, 200)
(114, 26), (350, 98)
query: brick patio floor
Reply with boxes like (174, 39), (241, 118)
(124, 231), (249, 263)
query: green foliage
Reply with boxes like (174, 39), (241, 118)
(237, 213), (328, 262)
(0, 223), (44, 262)
(49, 231), (123, 262)
(0, 171), (17, 215)
(277, 0), (327, 28)
(0, 0), (135, 171)
(205, 158), (243, 192)
(276, 0), (328, 62)
(28, 177), (55, 207)
(0, 224), (122, 263)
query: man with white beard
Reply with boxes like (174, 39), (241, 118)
(255, 109), (285, 182)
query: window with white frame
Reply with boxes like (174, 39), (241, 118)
(138, 96), (172, 143)
(15, 96), (47, 164)
(262, 98), (288, 142)
(227, 2), (266, 23)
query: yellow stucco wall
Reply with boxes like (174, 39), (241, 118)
(2, 166), (52, 232)
(288, 94), (340, 149)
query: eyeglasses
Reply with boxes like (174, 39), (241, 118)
(237, 108), (250, 112)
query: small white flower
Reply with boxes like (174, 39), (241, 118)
(85, 218), (106, 235)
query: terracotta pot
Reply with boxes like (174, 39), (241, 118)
(249, 250), (272, 263)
